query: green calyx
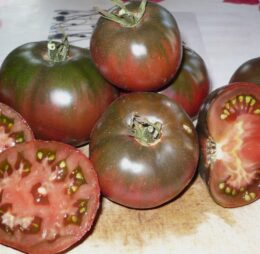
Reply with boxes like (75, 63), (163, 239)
(129, 114), (162, 146)
(47, 35), (70, 63)
(97, 0), (147, 28)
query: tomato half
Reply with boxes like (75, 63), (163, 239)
(0, 140), (100, 254)
(229, 57), (260, 85)
(197, 82), (260, 208)
(0, 102), (34, 153)
(90, 1), (182, 91)
(0, 40), (118, 146)
(158, 46), (210, 118)
(90, 92), (199, 209)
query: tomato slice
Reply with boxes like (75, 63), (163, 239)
(198, 82), (260, 207)
(0, 140), (100, 254)
(0, 102), (34, 153)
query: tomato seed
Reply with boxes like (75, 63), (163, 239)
(0, 114), (14, 131)
(10, 131), (25, 144)
(218, 182), (225, 190)
(254, 109), (260, 114)
(59, 160), (66, 168)
(249, 192), (256, 200)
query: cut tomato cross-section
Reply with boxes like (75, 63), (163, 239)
(0, 140), (100, 254)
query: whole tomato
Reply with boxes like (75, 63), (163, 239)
(158, 46), (211, 118)
(90, 92), (199, 209)
(196, 82), (260, 208)
(90, 0), (182, 91)
(229, 57), (260, 85)
(0, 38), (118, 146)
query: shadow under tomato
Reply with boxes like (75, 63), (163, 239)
(88, 175), (235, 248)
(73, 144), (235, 251)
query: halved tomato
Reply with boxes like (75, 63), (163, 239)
(0, 102), (34, 153)
(197, 82), (260, 207)
(0, 140), (100, 254)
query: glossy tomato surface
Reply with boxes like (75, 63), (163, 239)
(0, 140), (100, 254)
(229, 57), (260, 85)
(159, 46), (210, 118)
(0, 102), (34, 153)
(0, 41), (118, 146)
(90, 1), (182, 91)
(90, 92), (199, 209)
(197, 82), (260, 208)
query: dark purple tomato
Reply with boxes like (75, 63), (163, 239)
(158, 46), (211, 118)
(0, 140), (100, 254)
(197, 82), (260, 208)
(0, 40), (118, 146)
(90, 0), (182, 92)
(90, 92), (199, 209)
(0, 102), (34, 153)
(229, 57), (260, 85)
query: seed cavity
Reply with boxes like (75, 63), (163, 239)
(31, 183), (49, 205)
(77, 199), (88, 215)
(243, 191), (256, 202)
(64, 199), (88, 226)
(0, 113), (14, 131)
(15, 153), (31, 177)
(36, 149), (56, 163)
(10, 132), (25, 144)
(22, 216), (42, 234)
(218, 182), (238, 196)
(67, 166), (86, 195)
(0, 160), (12, 178)
(50, 160), (68, 182)
(0, 209), (35, 232)
(220, 94), (259, 120)
(64, 214), (80, 225)
(219, 182), (257, 202)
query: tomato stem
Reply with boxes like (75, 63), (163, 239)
(129, 114), (162, 146)
(47, 35), (69, 62)
(97, 0), (147, 28)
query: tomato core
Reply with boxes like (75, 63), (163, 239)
(129, 114), (162, 146)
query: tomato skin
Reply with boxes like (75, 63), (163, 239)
(90, 1), (182, 91)
(229, 57), (260, 85)
(158, 46), (210, 118)
(196, 82), (260, 208)
(90, 92), (199, 209)
(0, 41), (118, 146)
(0, 140), (100, 254)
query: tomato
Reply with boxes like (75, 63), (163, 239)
(0, 102), (34, 153)
(229, 57), (260, 85)
(90, 92), (199, 209)
(158, 46), (211, 118)
(196, 82), (260, 208)
(0, 140), (100, 254)
(0, 38), (118, 146)
(90, 0), (182, 91)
